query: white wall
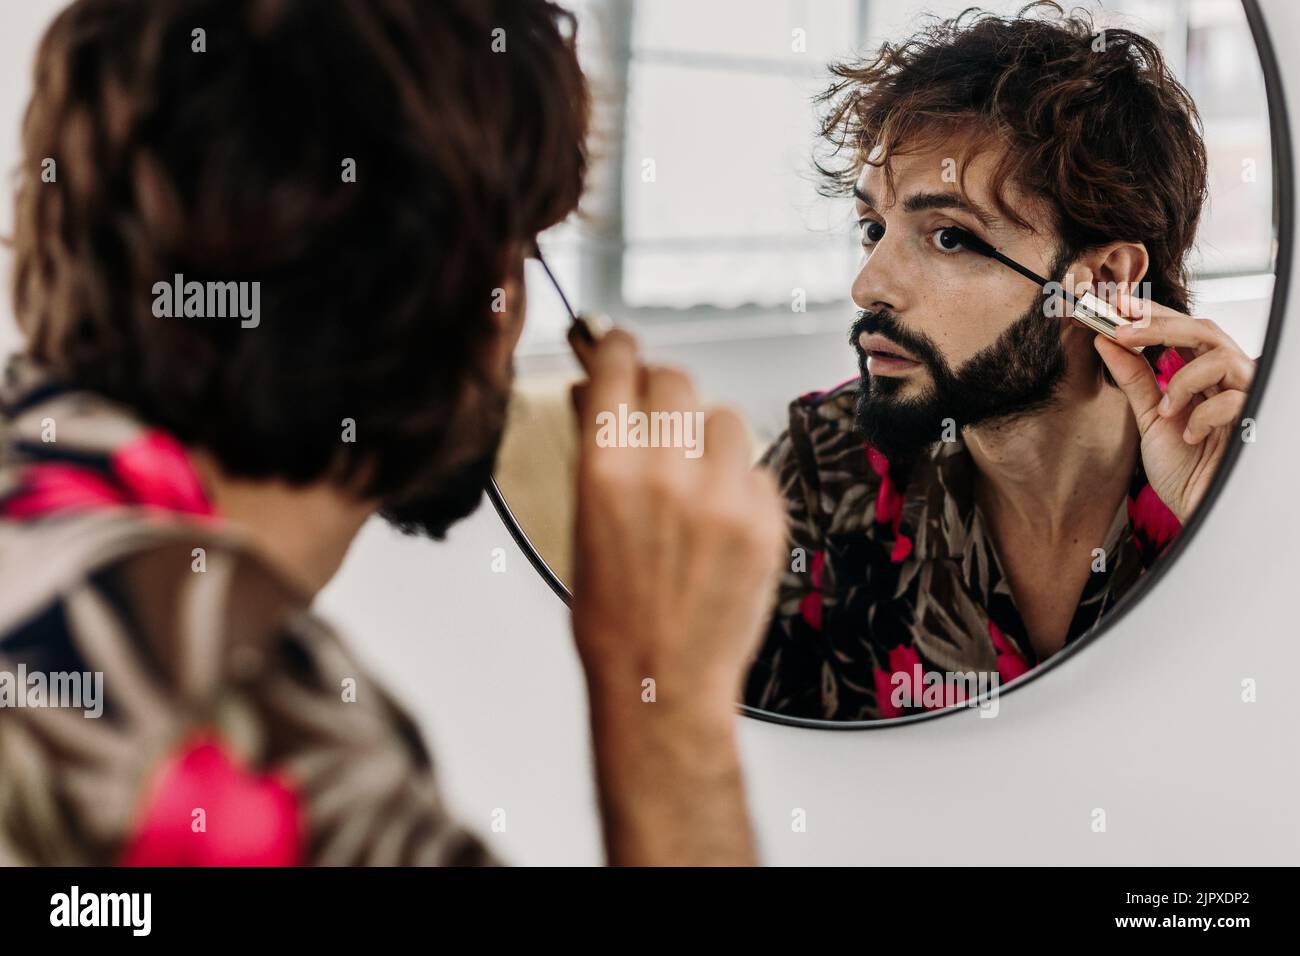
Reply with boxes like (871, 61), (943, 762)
(2, 0), (1295, 865)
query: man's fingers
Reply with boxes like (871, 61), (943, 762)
(1113, 295), (1233, 353)
(582, 329), (639, 444)
(1094, 334), (1163, 424)
(1160, 348), (1255, 419)
(1112, 287), (1188, 327)
(570, 380), (591, 417)
(701, 405), (751, 476)
(1184, 389), (1247, 443)
(641, 363), (698, 414)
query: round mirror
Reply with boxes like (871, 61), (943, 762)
(490, 0), (1288, 727)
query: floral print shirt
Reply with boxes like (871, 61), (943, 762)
(0, 356), (496, 865)
(744, 359), (1185, 723)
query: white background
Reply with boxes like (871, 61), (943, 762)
(0, 1), (1294, 865)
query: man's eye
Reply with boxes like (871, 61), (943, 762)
(931, 227), (966, 254)
(859, 220), (885, 245)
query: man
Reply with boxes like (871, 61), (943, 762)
(0, 0), (785, 865)
(744, 6), (1257, 722)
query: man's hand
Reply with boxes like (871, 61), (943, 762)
(1093, 291), (1256, 525)
(569, 328), (785, 866)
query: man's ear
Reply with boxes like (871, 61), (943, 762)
(490, 244), (528, 334)
(1065, 241), (1149, 391)
(1078, 240), (1149, 298)
(491, 273), (524, 333)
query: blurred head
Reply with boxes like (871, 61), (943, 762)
(819, 2), (1208, 459)
(11, 0), (589, 537)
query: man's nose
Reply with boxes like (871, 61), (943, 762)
(851, 238), (909, 314)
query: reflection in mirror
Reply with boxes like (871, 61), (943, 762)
(492, 0), (1277, 725)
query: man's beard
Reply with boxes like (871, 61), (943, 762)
(851, 270), (1070, 462)
(378, 383), (510, 541)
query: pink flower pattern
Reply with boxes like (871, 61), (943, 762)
(2, 429), (214, 519)
(3, 423), (307, 865)
(120, 735), (303, 867)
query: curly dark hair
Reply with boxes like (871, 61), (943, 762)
(11, 0), (589, 501)
(817, 1), (1208, 317)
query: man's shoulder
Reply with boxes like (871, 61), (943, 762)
(0, 511), (489, 866)
(0, 511), (310, 652)
(765, 377), (863, 462)
(785, 376), (862, 431)
(760, 378), (898, 538)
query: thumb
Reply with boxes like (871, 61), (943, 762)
(1094, 334), (1162, 421)
(570, 380), (591, 418)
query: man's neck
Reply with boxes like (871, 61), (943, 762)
(187, 450), (374, 599)
(963, 355), (1139, 547)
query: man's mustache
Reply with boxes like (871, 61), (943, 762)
(849, 310), (937, 370)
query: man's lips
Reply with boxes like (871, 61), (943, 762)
(858, 332), (919, 363)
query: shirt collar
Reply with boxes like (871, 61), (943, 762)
(1, 354), (215, 520)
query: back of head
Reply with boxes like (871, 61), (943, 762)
(11, 0), (589, 502)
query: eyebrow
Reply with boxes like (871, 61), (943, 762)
(853, 185), (998, 230)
